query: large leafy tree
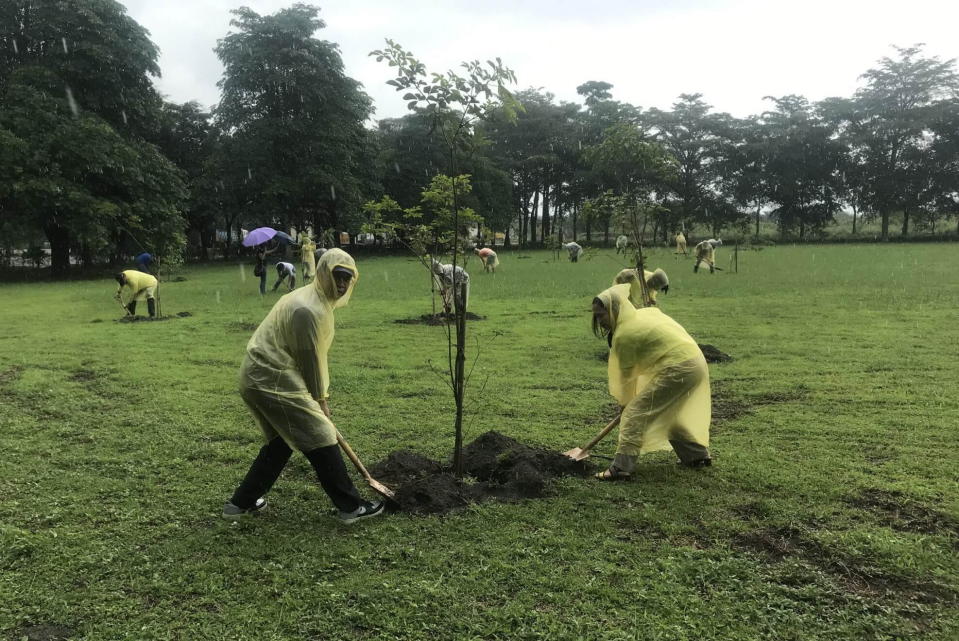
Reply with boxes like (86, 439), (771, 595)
(0, 0), (185, 275)
(647, 94), (738, 238)
(757, 95), (845, 238)
(843, 46), (958, 239)
(213, 4), (375, 240)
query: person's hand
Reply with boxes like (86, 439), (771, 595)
(320, 399), (332, 419)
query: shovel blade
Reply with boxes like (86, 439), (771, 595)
(366, 478), (396, 500)
(562, 447), (590, 462)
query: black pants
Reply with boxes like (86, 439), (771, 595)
(230, 437), (362, 512)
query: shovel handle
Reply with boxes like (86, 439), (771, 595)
(335, 430), (372, 482)
(579, 413), (623, 453)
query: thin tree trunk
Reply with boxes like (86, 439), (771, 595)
(901, 209), (910, 236)
(755, 202), (761, 237)
(43, 220), (71, 278)
(881, 209), (890, 241)
(572, 203), (578, 241)
(852, 202), (858, 234)
(529, 190), (539, 245)
(541, 182), (550, 240)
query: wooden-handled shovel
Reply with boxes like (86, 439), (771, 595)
(335, 430), (396, 500)
(563, 413), (622, 462)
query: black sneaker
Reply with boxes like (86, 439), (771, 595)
(221, 497), (267, 521)
(338, 501), (385, 524)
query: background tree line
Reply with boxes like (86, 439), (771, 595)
(2, 1), (957, 276)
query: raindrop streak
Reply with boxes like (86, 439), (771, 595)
(11, 39), (18, 54)
(216, 290), (221, 304)
(65, 86), (79, 117)
(393, 162), (400, 174)
(330, 185), (336, 200)
(239, 264), (247, 283)
(61, 37), (68, 54)
(383, 270), (389, 282)
(247, 167), (252, 180)
(121, 110), (128, 124)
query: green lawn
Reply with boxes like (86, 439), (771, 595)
(1, 244), (957, 640)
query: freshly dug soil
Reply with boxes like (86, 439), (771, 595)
(699, 343), (732, 363)
(368, 431), (590, 515)
(394, 312), (485, 326)
(115, 311), (192, 323)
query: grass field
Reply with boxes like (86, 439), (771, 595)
(2, 244), (958, 641)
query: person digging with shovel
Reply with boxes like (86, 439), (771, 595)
(223, 249), (385, 524)
(590, 284), (712, 480)
(114, 270), (158, 318)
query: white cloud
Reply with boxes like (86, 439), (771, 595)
(120, 0), (959, 119)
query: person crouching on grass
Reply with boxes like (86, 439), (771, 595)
(591, 284), (712, 480)
(223, 249), (385, 524)
(474, 247), (499, 273)
(115, 270), (158, 318)
(272, 261), (296, 292)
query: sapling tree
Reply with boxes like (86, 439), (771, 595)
(370, 40), (519, 475)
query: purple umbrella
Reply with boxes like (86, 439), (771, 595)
(242, 227), (296, 247)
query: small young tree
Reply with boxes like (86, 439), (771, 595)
(371, 40), (519, 475)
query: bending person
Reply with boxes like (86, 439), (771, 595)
(272, 262), (297, 292)
(675, 232), (687, 256)
(474, 247), (499, 273)
(223, 249), (384, 524)
(562, 242), (583, 263)
(613, 267), (669, 306)
(693, 238), (722, 273)
(431, 259), (470, 315)
(591, 284), (712, 480)
(115, 270), (158, 318)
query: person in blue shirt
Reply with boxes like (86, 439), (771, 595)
(134, 252), (153, 274)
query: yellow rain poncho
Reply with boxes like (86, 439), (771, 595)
(612, 268), (669, 306)
(300, 236), (317, 280)
(675, 232), (687, 254)
(694, 240), (715, 266)
(116, 270), (157, 305)
(239, 249), (358, 452)
(598, 284), (710, 457)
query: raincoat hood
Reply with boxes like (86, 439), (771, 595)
(708, 238), (722, 248)
(315, 248), (358, 309)
(595, 284), (636, 333)
(647, 268), (669, 291)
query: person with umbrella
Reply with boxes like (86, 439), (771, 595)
(244, 227), (294, 294)
(222, 249), (384, 523)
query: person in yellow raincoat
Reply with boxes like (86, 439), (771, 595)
(591, 284), (712, 480)
(675, 232), (688, 255)
(115, 270), (158, 317)
(299, 234), (317, 282)
(223, 249), (385, 524)
(693, 238), (722, 273)
(613, 267), (669, 306)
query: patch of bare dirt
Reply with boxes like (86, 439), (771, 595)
(394, 312), (485, 326)
(368, 431), (591, 515)
(12, 624), (76, 641)
(116, 311), (192, 323)
(733, 525), (956, 605)
(227, 321), (259, 332)
(846, 489), (959, 537)
(0, 365), (24, 385)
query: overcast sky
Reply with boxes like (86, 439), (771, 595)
(121, 0), (959, 121)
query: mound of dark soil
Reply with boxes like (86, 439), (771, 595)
(115, 311), (192, 323)
(699, 343), (732, 363)
(394, 312), (485, 326)
(368, 431), (590, 515)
